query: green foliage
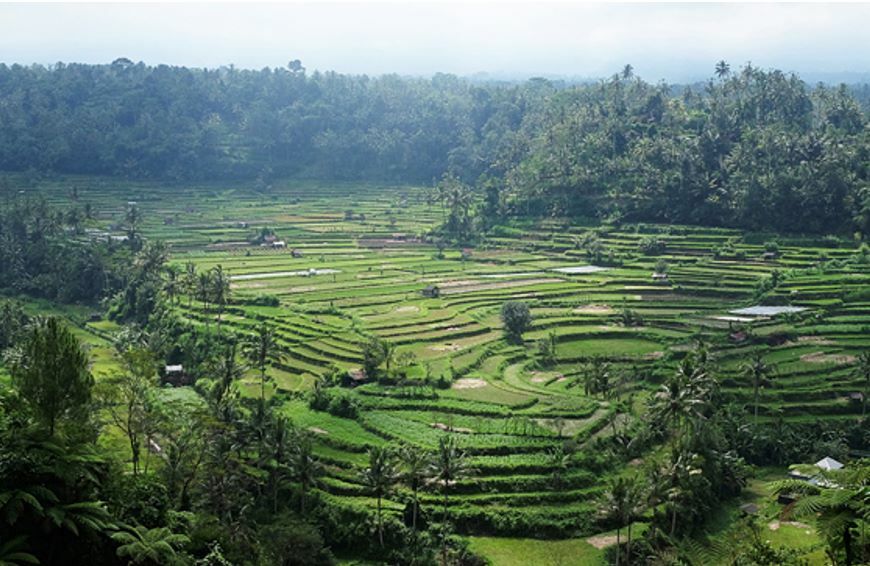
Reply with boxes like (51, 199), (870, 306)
(500, 301), (532, 341)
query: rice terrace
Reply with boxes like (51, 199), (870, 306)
(2, 7), (870, 562)
(3, 174), (867, 565)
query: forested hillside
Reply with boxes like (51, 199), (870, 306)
(1, 60), (868, 233)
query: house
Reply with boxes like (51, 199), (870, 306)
(291, 249), (304, 258)
(422, 285), (440, 298)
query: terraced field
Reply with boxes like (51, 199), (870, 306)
(35, 177), (870, 544)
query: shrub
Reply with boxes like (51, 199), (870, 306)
(637, 236), (666, 255)
(501, 301), (532, 341)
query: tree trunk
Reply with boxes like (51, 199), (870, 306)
(627, 523), (632, 565)
(412, 486), (418, 532)
(754, 380), (759, 425)
(615, 527), (621, 566)
(670, 503), (678, 537)
(377, 494), (384, 547)
(844, 524), (853, 566)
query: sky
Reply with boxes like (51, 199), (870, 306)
(1, 2), (870, 83)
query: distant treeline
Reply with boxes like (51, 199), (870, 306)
(1, 60), (869, 233)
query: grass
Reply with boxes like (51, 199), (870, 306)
(467, 536), (604, 566)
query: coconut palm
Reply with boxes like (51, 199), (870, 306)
(196, 272), (212, 321)
(183, 261), (197, 308)
(243, 322), (282, 402)
(741, 353), (773, 425)
(428, 435), (472, 564)
(359, 446), (400, 547)
(288, 430), (323, 515)
(210, 265), (231, 334)
(852, 351), (870, 420)
(598, 475), (645, 566)
(398, 444), (430, 533)
(715, 60), (731, 79)
(111, 525), (190, 566)
(162, 264), (182, 305)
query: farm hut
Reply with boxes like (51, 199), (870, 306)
(237, 221), (249, 228)
(163, 364), (191, 386)
(729, 330), (748, 343)
(292, 249), (304, 258)
(762, 251), (779, 261)
(651, 272), (670, 283)
(848, 392), (864, 403)
(272, 240), (287, 249)
(739, 503), (759, 516)
(815, 456), (844, 472)
(343, 368), (368, 387)
(422, 285), (440, 298)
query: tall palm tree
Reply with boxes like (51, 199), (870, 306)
(243, 322), (282, 402)
(715, 60), (731, 79)
(398, 444), (430, 533)
(288, 430), (323, 515)
(162, 264), (182, 305)
(196, 272), (212, 322)
(183, 261), (197, 308)
(210, 265), (231, 334)
(359, 446), (400, 548)
(428, 435), (472, 564)
(599, 475), (645, 566)
(111, 525), (190, 566)
(650, 368), (705, 446)
(741, 353), (773, 425)
(852, 351), (870, 420)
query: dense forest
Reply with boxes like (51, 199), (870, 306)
(1, 60), (869, 233)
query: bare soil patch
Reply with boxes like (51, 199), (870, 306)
(431, 422), (474, 433)
(586, 535), (618, 549)
(395, 306), (420, 314)
(452, 378), (487, 390)
(800, 352), (856, 364)
(573, 304), (614, 315)
(430, 343), (464, 352)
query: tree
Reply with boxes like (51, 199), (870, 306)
(362, 336), (387, 379)
(398, 444), (430, 533)
(715, 60), (731, 79)
(243, 322), (282, 402)
(599, 475), (645, 566)
(852, 351), (870, 420)
(501, 301), (532, 342)
(288, 430), (323, 515)
(5, 317), (93, 436)
(111, 525), (190, 566)
(99, 347), (159, 475)
(428, 435), (472, 564)
(210, 265), (231, 334)
(359, 446), (400, 548)
(741, 353), (773, 425)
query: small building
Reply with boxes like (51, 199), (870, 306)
(729, 330), (748, 343)
(848, 392), (864, 403)
(263, 234), (278, 244)
(422, 285), (440, 298)
(271, 240), (287, 249)
(762, 251), (779, 261)
(739, 503), (759, 516)
(163, 364), (191, 386)
(291, 249), (304, 258)
(343, 368), (368, 387)
(651, 272), (670, 284)
(237, 221), (249, 229)
(815, 456), (844, 472)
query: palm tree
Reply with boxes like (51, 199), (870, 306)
(196, 272), (212, 322)
(111, 525), (189, 566)
(288, 430), (323, 515)
(360, 446), (400, 548)
(243, 322), (282, 402)
(599, 475), (645, 566)
(162, 264), (182, 305)
(428, 435), (472, 564)
(210, 265), (231, 334)
(715, 60), (731, 79)
(382, 341), (397, 374)
(852, 351), (870, 420)
(548, 445), (572, 489)
(183, 261), (197, 308)
(650, 369), (704, 446)
(741, 353), (773, 425)
(398, 444), (430, 533)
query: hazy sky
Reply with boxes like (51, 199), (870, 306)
(2, 2), (869, 82)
